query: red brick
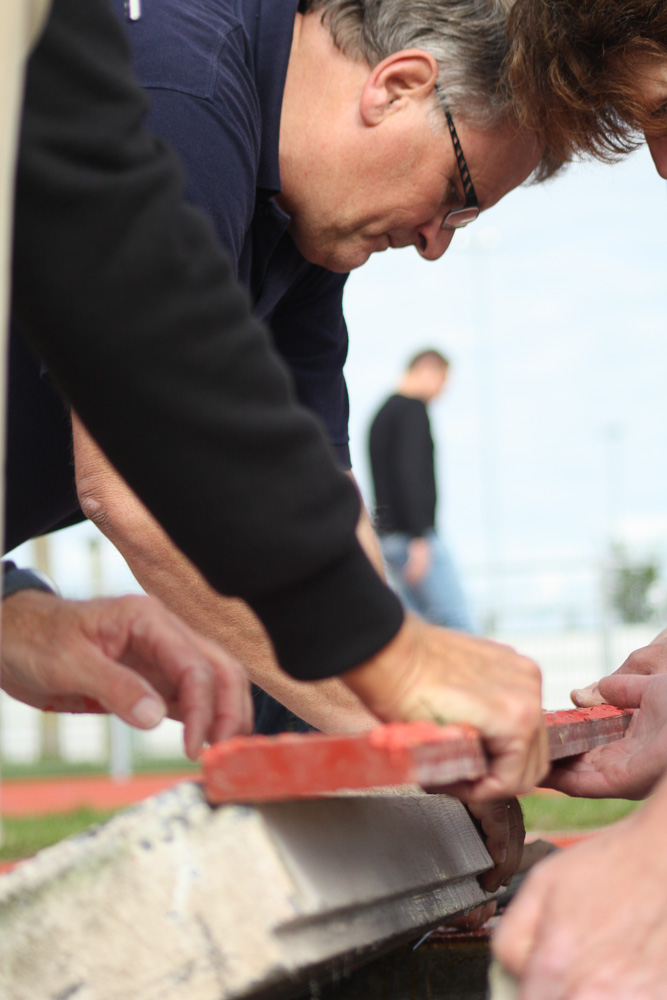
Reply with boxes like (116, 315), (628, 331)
(202, 708), (632, 804)
(545, 705), (632, 760)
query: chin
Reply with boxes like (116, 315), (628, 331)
(289, 228), (371, 273)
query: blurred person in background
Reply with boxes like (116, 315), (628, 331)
(369, 349), (475, 631)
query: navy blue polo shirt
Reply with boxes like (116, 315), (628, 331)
(5, 0), (351, 554)
(114, 0), (351, 460)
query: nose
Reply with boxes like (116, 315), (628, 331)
(646, 135), (667, 178)
(415, 218), (456, 260)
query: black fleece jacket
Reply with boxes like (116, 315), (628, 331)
(11, 0), (404, 680)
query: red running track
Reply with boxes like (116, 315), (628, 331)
(0, 771), (195, 817)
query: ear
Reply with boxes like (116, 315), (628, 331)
(359, 49), (439, 126)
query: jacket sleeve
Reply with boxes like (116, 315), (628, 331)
(11, 0), (404, 680)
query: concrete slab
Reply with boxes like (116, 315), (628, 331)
(0, 782), (494, 1000)
(203, 709), (633, 804)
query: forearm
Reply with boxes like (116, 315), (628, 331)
(86, 521), (375, 733)
(345, 471), (385, 579)
(184, 596), (376, 733)
(74, 417), (377, 732)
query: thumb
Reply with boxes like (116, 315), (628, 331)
(78, 648), (167, 729)
(598, 672), (650, 709)
(570, 681), (605, 707)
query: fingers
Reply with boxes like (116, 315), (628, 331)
(75, 645), (168, 729)
(571, 632), (667, 707)
(120, 605), (217, 755)
(207, 669), (254, 743)
(492, 867), (548, 979)
(470, 798), (525, 892)
(119, 598), (253, 758)
(539, 761), (600, 798)
(570, 682), (605, 707)
(469, 798), (509, 865)
(598, 672), (650, 708)
(202, 647), (254, 745)
(575, 636), (667, 711)
(472, 722), (549, 802)
(169, 631), (253, 753)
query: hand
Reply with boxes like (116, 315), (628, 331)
(572, 627), (667, 707)
(441, 798), (530, 931)
(492, 788), (667, 999)
(468, 797), (526, 892)
(403, 537), (431, 586)
(1, 590), (253, 759)
(343, 615), (547, 801)
(545, 673), (667, 799)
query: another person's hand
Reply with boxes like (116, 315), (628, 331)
(343, 615), (547, 801)
(572, 626), (667, 707)
(492, 786), (667, 999)
(1, 590), (253, 759)
(426, 798), (524, 933)
(545, 673), (667, 799)
(468, 797), (526, 892)
(440, 800), (549, 932)
(403, 536), (431, 585)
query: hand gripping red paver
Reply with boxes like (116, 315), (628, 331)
(202, 706), (632, 804)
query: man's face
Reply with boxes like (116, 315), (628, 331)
(282, 99), (540, 273)
(632, 59), (667, 177)
(419, 362), (449, 402)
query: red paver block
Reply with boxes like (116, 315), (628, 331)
(203, 722), (486, 804)
(545, 705), (632, 760)
(202, 707), (633, 805)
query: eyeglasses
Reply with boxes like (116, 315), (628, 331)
(435, 87), (480, 230)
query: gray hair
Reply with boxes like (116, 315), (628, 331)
(301, 0), (510, 128)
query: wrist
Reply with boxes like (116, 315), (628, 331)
(342, 615), (422, 720)
(2, 562), (59, 601)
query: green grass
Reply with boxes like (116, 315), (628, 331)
(0, 808), (119, 862)
(1, 756), (197, 780)
(0, 770), (642, 866)
(521, 793), (639, 831)
(0, 794), (641, 866)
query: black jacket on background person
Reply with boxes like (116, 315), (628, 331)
(369, 395), (437, 538)
(10, 0), (404, 681)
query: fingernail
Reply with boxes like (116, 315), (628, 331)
(131, 696), (165, 728)
(571, 683), (601, 706)
(496, 848), (507, 864)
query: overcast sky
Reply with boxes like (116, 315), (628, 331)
(344, 144), (667, 597)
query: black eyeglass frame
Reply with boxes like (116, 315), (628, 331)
(435, 87), (480, 230)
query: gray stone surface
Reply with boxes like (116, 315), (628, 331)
(0, 782), (493, 999)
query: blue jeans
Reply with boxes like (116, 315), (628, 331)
(380, 529), (475, 632)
